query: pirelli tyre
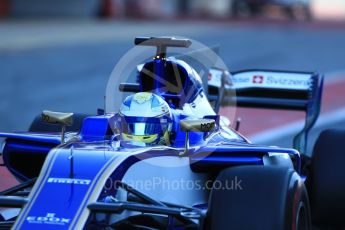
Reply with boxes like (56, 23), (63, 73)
(206, 166), (311, 230)
(29, 113), (89, 132)
(309, 129), (345, 228)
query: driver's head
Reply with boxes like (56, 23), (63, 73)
(115, 92), (173, 146)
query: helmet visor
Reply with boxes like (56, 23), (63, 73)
(116, 116), (171, 136)
(125, 122), (169, 136)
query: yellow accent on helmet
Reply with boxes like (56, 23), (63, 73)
(121, 133), (158, 143)
(133, 92), (153, 104)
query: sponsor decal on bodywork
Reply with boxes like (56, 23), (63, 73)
(265, 76), (310, 88)
(208, 68), (312, 90)
(26, 213), (70, 226)
(233, 72), (311, 90)
(234, 73), (312, 90)
(47, 177), (91, 185)
(252, 76), (264, 84)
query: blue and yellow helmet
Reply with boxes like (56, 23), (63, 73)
(115, 92), (173, 146)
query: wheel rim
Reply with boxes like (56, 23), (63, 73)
(296, 202), (308, 230)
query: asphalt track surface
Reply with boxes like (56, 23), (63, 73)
(1, 19), (345, 189)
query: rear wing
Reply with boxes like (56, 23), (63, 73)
(207, 68), (324, 154)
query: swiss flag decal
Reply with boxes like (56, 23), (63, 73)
(253, 76), (264, 84)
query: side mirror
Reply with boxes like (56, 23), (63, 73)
(180, 119), (216, 133)
(179, 119), (215, 156)
(42, 110), (73, 126)
(41, 110), (74, 143)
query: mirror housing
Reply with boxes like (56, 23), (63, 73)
(180, 119), (215, 133)
(179, 119), (215, 156)
(41, 110), (74, 143)
(42, 110), (74, 126)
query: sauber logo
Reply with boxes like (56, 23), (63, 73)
(26, 213), (70, 226)
(253, 76), (264, 84)
(47, 177), (91, 185)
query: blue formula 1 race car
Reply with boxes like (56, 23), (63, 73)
(0, 36), (342, 230)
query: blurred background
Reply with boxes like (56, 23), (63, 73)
(1, 0), (345, 188)
(1, 0), (345, 20)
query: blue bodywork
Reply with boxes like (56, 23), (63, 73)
(0, 37), (323, 229)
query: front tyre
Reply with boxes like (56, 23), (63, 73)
(206, 166), (311, 230)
